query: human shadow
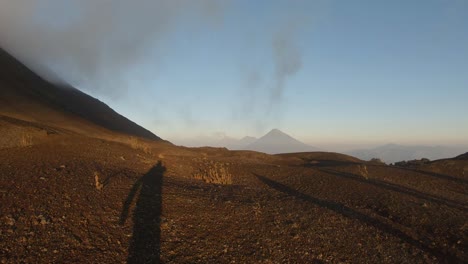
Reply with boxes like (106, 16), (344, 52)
(319, 168), (467, 212)
(120, 161), (165, 264)
(255, 174), (462, 263)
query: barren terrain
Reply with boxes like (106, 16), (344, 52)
(1, 118), (467, 263)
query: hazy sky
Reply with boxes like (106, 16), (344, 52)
(0, 0), (467, 148)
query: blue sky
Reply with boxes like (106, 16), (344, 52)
(1, 0), (467, 148)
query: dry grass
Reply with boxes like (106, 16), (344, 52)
(193, 161), (233, 185)
(358, 164), (369, 179)
(253, 202), (262, 220)
(126, 136), (152, 154)
(94, 172), (103, 191)
(19, 133), (33, 147)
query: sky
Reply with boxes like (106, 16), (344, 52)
(0, 0), (467, 149)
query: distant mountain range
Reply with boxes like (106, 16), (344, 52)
(346, 144), (467, 164)
(218, 129), (318, 154)
(215, 136), (257, 150)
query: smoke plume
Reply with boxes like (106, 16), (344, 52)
(270, 28), (302, 109)
(1, 1), (311, 139)
(0, 0), (224, 95)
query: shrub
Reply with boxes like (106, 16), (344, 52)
(19, 133), (33, 147)
(94, 172), (104, 191)
(369, 158), (385, 165)
(127, 136), (152, 154)
(193, 161), (233, 185)
(358, 164), (369, 179)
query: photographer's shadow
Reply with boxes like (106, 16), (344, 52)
(120, 161), (165, 264)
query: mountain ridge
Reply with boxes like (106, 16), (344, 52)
(347, 143), (467, 164)
(0, 47), (161, 141)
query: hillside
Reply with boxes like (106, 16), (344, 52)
(0, 48), (160, 141)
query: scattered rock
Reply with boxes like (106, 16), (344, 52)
(5, 215), (15, 226)
(18, 236), (27, 244)
(37, 215), (49, 225)
(56, 165), (66, 171)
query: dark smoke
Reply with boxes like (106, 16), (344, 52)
(270, 28), (302, 109)
(0, 0), (224, 95)
(1, 1), (310, 139)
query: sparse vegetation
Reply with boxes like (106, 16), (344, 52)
(369, 158), (385, 165)
(19, 133), (33, 147)
(358, 164), (369, 179)
(394, 158), (431, 167)
(127, 136), (152, 154)
(193, 161), (233, 185)
(94, 172), (103, 190)
(253, 202), (262, 220)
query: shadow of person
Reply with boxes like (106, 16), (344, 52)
(120, 161), (165, 264)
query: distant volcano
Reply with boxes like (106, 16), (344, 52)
(244, 129), (317, 154)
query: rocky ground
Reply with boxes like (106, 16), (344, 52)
(0, 134), (467, 263)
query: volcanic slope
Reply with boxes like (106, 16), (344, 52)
(0, 48), (159, 141)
